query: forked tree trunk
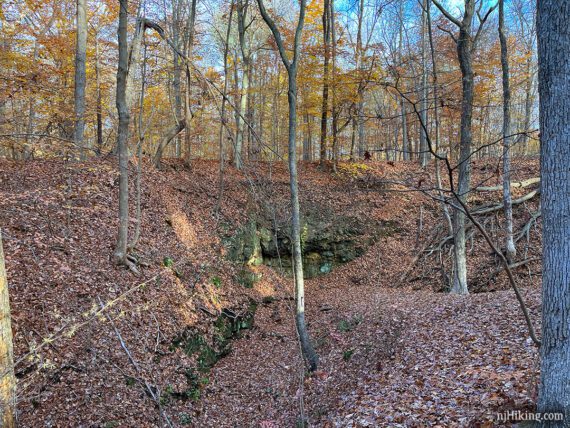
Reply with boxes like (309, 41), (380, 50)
(0, 231), (15, 428)
(537, 1), (570, 423)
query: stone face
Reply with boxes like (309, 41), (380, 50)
(223, 208), (395, 278)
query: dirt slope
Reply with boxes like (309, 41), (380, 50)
(0, 157), (541, 427)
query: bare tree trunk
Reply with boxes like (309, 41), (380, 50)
(319, 0), (330, 165)
(113, 0), (131, 265)
(499, 0), (516, 263)
(355, 0), (365, 158)
(215, 1), (235, 215)
(171, 0), (183, 158)
(95, 36), (103, 155)
(0, 231), (16, 428)
(183, 0), (198, 163)
(235, 0), (250, 170)
(426, 0), (452, 234)
(330, 0), (339, 171)
(432, 0), (495, 294)
(130, 40), (148, 250)
(537, 1), (570, 423)
(74, 0), (87, 159)
(153, 122), (186, 168)
(399, 6), (409, 161)
(419, 0), (429, 167)
(257, 0), (318, 371)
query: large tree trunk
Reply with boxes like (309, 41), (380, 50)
(499, 0), (516, 263)
(537, 1), (570, 423)
(450, 0), (475, 295)
(74, 0), (87, 159)
(0, 231), (16, 428)
(113, 0), (130, 265)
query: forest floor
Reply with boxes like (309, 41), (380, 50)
(0, 156), (541, 427)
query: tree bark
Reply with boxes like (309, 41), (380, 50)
(235, 0), (250, 170)
(319, 0), (331, 165)
(499, 0), (516, 263)
(0, 231), (16, 428)
(113, 0), (131, 265)
(73, 0), (87, 159)
(257, 0), (318, 371)
(419, 0), (429, 167)
(95, 36), (104, 155)
(537, 1), (570, 423)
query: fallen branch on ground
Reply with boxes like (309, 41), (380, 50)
(472, 189), (540, 215)
(475, 177), (540, 192)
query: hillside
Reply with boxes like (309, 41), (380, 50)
(0, 158), (542, 427)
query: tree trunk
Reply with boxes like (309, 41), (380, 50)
(171, 0), (183, 158)
(537, 1), (570, 423)
(355, 0), (366, 159)
(319, 0), (330, 165)
(0, 231), (16, 428)
(95, 36), (103, 155)
(235, 0), (250, 170)
(257, 0), (318, 371)
(330, 0), (339, 170)
(113, 0), (131, 265)
(73, 0), (87, 159)
(419, 0), (429, 167)
(215, 1), (234, 215)
(426, 0), (452, 234)
(153, 122), (186, 168)
(499, 0), (516, 263)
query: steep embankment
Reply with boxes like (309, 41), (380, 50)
(0, 157), (541, 427)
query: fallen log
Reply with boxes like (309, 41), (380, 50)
(475, 177), (540, 192)
(472, 188), (540, 215)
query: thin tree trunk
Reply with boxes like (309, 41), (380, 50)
(257, 0), (318, 371)
(537, 1), (570, 423)
(183, 0), (197, 163)
(426, 0), (452, 234)
(171, 0), (183, 158)
(114, 0), (130, 265)
(235, 0), (250, 170)
(95, 36), (103, 155)
(399, 5), (409, 161)
(499, 0), (516, 263)
(355, 0), (365, 158)
(330, 0), (339, 171)
(129, 40), (148, 250)
(0, 231), (16, 428)
(319, 0), (330, 165)
(419, 0), (429, 167)
(74, 0), (87, 159)
(215, 1), (234, 215)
